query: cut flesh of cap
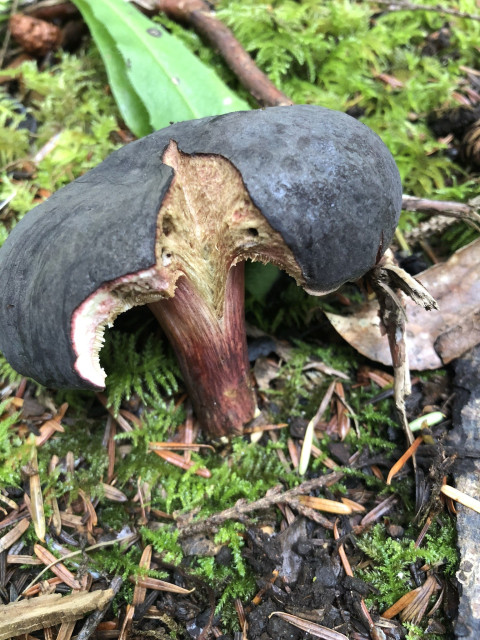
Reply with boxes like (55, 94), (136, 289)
(71, 142), (304, 389)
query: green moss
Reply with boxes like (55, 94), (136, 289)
(357, 519), (458, 611)
(101, 327), (181, 417)
(0, 50), (119, 232)
(0, 93), (31, 167)
(0, 399), (27, 486)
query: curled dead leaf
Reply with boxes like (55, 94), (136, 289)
(327, 239), (480, 370)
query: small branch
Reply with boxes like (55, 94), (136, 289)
(402, 195), (480, 227)
(372, 0), (480, 22)
(0, 590), (114, 640)
(76, 576), (123, 640)
(176, 472), (343, 537)
(366, 256), (437, 460)
(370, 267), (413, 445)
(155, 0), (292, 107)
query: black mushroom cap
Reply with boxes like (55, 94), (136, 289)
(0, 105), (402, 389)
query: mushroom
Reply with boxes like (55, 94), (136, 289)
(0, 105), (402, 437)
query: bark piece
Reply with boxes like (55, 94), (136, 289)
(0, 589), (114, 640)
(450, 346), (480, 638)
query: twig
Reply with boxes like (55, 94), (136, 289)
(176, 472), (343, 537)
(155, 0), (292, 107)
(371, 268), (413, 445)
(76, 576), (123, 640)
(372, 0), (480, 22)
(402, 195), (480, 229)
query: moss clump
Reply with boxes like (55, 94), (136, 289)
(0, 51), (119, 236)
(357, 519), (458, 610)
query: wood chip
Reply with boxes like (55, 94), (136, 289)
(0, 518), (29, 553)
(0, 589), (113, 640)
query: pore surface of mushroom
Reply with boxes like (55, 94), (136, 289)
(0, 105), (402, 437)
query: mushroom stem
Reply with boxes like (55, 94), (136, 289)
(149, 262), (256, 437)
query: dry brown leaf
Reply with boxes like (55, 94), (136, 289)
(298, 496), (352, 515)
(34, 544), (81, 590)
(35, 403), (68, 447)
(28, 445), (45, 542)
(78, 489), (97, 529)
(118, 603), (135, 640)
(340, 497), (366, 513)
(333, 520), (353, 577)
(55, 621), (76, 640)
(358, 495), (398, 529)
(9, 13), (61, 56)
(253, 356), (281, 390)
(102, 483), (128, 502)
(129, 575), (194, 594)
(333, 522), (377, 631)
(59, 511), (86, 530)
(383, 587), (421, 618)
(47, 493), (62, 536)
(151, 449), (211, 477)
(401, 575), (439, 623)
(132, 545), (152, 607)
(287, 438), (300, 469)
(374, 72), (404, 88)
(7, 554), (42, 565)
(387, 436), (423, 485)
(327, 239), (480, 369)
(333, 382), (351, 440)
(235, 598), (248, 639)
(23, 576), (63, 597)
(269, 612), (349, 639)
(0, 493), (18, 510)
(148, 442), (214, 451)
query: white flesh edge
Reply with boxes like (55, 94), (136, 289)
(71, 267), (172, 387)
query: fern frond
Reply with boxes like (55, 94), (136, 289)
(101, 329), (180, 415)
(0, 351), (24, 386)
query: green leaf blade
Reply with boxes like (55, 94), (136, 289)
(72, 0), (249, 136)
